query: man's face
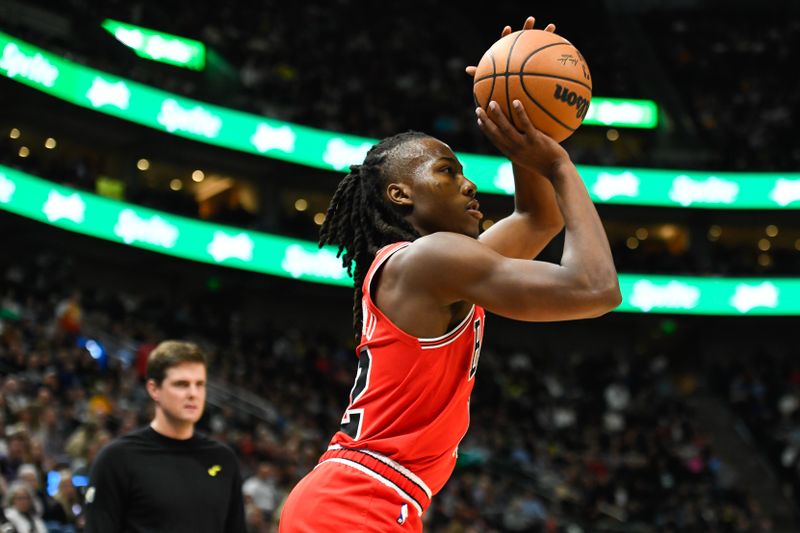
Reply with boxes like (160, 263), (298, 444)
(387, 138), (482, 238)
(148, 362), (206, 425)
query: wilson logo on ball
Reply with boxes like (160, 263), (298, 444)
(553, 84), (589, 119)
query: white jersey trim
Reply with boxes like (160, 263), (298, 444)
(418, 305), (475, 349)
(316, 458), (423, 516)
(364, 242), (477, 350)
(417, 305), (474, 342)
(327, 444), (432, 498)
(365, 242), (412, 298)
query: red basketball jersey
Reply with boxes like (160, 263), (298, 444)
(328, 241), (485, 497)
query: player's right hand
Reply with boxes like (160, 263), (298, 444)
(476, 98), (570, 178)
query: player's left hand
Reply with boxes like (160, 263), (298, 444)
(465, 16), (556, 78)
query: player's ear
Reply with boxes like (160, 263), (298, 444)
(386, 182), (413, 207)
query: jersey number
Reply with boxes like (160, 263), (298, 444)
(341, 348), (372, 440)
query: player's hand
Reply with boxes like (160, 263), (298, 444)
(476, 99), (570, 177)
(465, 16), (556, 78)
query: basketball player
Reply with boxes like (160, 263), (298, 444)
(84, 341), (246, 533)
(279, 18), (620, 533)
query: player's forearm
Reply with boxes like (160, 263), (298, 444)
(478, 164), (563, 259)
(550, 160), (620, 307)
(512, 162), (564, 229)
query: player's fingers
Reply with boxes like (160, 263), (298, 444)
(475, 107), (493, 134)
(486, 101), (525, 141)
(545, 23), (556, 33)
(477, 107), (535, 163)
(510, 99), (539, 135)
(523, 17), (535, 30)
(465, 66), (476, 77)
(501, 25), (512, 37)
(475, 107), (508, 145)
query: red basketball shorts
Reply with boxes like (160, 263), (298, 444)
(279, 459), (425, 532)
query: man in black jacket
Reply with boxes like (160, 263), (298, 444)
(84, 340), (246, 533)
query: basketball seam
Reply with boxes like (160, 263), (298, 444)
(519, 83), (576, 133)
(471, 39), (580, 86)
(473, 71), (590, 90)
(520, 41), (592, 120)
(505, 31), (526, 129)
(474, 72), (591, 93)
(522, 41), (575, 62)
(487, 51), (496, 109)
(516, 39), (587, 133)
(473, 53), (498, 109)
(518, 72), (592, 92)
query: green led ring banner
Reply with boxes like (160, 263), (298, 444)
(0, 164), (351, 287)
(613, 275), (800, 316)
(1, 31), (799, 209)
(455, 156), (800, 209)
(101, 19), (206, 71)
(1, 164), (799, 315)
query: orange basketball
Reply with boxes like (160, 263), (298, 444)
(473, 29), (592, 143)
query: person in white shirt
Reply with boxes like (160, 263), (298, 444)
(242, 463), (278, 521)
(2, 481), (47, 533)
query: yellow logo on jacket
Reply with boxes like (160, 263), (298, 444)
(208, 465), (222, 477)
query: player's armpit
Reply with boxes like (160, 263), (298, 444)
(403, 232), (619, 321)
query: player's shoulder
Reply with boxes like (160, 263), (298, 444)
(395, 233), (479, 264)
(414, 232), (478, 249)
(387, 232), (486, 279)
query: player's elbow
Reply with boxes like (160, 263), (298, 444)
(584, 280), (622, 317)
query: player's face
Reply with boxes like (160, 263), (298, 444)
(149, 362), (206, 425)
(393, 138), (482, 238)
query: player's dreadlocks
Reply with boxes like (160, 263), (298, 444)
(319, 131), (428, 341)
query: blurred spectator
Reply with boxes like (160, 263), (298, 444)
(0, 244), (787, 531)
(715, 350), (800, 514)
(42, 469), (82, 533)
(242, 462), (279, 523)
(0, 428), (28, 485)
(14, 465), (43, 516)
(244, 503), (269, 533)
(36, 407), (66, 460)
(2, 480), (47, 533)
(55, 293), (82, 340)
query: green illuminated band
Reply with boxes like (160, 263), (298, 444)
(2, 31), (798, 209)
(101, 19), (205, 70)
(583, 97), (657, 128)
(1, 164), (797, 315)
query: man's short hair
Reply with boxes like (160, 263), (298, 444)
(146, 341), (208, 385)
